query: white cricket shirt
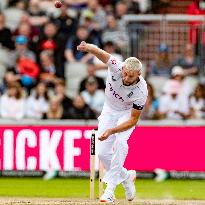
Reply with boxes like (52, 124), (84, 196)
(104, 56), (148, 111)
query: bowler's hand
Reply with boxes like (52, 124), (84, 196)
(77, 41), (88, 52)
(98, 129), (113, 141)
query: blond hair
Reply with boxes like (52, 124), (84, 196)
(46, 96), (63, 119)
(124, 57), (142, 73)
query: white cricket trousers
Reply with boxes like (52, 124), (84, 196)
(96, 103), (135, 190)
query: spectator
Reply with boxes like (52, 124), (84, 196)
(133, 0), (152, 13)
(81, 12), (102, 47)
(43, 96), (65, 119)
(11, 35), (36, 67)
(79, 62), (105, 92)
(38, 21), (66, 77)
(17, 57), (40, 91)
(38, 22), (59, 51)
(67, 94), (96, 119)
(0, 82), (25, 120)
(149, 43), (172, 77)
(187, 0), (205, 46)
(26, 81), (49, 119)
(53, 4), (78, 38)
(0, 13), (14, 50)
(102, 14), (128, 49)
(115, 1), (128, 18)
(202, 82), (205, 99)
(93, 41), (123, 80)
(151, 0), (171, 14)
(127, 1), (140, 14)
(64, 0), (88, 8)
(11, 35), (39, 90)
(189, 84), (205, 119)
(98, 0), (112, 7)
(16, 22), (32, 40)
(94, 41), (123, 65)
(28, 0), (49, 27)
(81, 76), (105, 117)
(0, 68), (20, 95)
(11, 0), (26, 10)
(141, 83), (160, 120)
(80, 0), (107, 31)
(158, 80), (190, 120)
(101, 2), (114, 14)
(163, 66), (192, 98)
(3, 0), (25, 31)
(14, 21), (39, 52)
(65, 25), (98, 63)
(174, 43), (199, 76)
(41, 39), (56, 52)
(115, 1), (128, 35)
(0, 13), (14, 72)
(39, 51), (58, 86)
(54, 79), (73, 118)
(38, 0), (60, 16)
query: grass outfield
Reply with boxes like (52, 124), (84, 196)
(0, 178), (204, 200)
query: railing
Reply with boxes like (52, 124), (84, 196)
(0, 119), (204, 126)
(123, 14), (205, 76)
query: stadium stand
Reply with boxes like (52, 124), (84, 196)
(0, 0), (204, 121)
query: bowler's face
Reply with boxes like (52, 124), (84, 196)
(122, 67), (139, 86)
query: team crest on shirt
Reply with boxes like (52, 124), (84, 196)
(127, 91), (134, 98)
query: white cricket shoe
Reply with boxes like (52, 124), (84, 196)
(99, 189), (115, 203)
(43, 170), (58, 180)
(122, 170), (136, 201)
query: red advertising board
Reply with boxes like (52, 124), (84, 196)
(0, 126), (205, 171)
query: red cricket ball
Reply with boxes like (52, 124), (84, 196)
(54, 0), (62, 8)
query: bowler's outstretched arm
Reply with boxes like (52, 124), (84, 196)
(77, 41), (110, 64)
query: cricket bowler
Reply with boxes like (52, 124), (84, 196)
(77, 41), (148, 203)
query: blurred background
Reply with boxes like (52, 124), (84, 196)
(0, 0), (205, 201)
(0, 0), (205, 121)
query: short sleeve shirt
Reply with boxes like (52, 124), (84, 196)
(104, 55), (148, 111)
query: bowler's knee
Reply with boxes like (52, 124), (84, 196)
(115, 137), (128, 154)
(98, 152), (107, 162)
(98, 150), (111, 162)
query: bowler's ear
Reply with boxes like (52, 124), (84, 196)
(138, 70), (142, 75)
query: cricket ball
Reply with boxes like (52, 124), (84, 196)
(54, 0), (62, 8)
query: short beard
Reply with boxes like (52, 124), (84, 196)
(123, 77), (140, 86)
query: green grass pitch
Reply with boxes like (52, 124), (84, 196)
(0, 177), (204, 200)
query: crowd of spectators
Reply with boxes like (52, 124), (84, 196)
(143, 40), (205, 120)
(0, 0), (204, 121)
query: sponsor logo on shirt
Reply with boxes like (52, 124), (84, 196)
(108, 83), (124, 102)
(112, 76), (117, 81)
(111, 59), (117, 65)
(127, 91), (134, 98)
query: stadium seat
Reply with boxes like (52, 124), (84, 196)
(0, 64), (6, 84)
(0, 48), (10, 84)
(65, 62), (87, 98)
(4, 8), (24, 31)
(0, 0), (8, 10)
(0, 48), (12, 68)
(183, 76), (199, 91)
(147, 76), (169, 97)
